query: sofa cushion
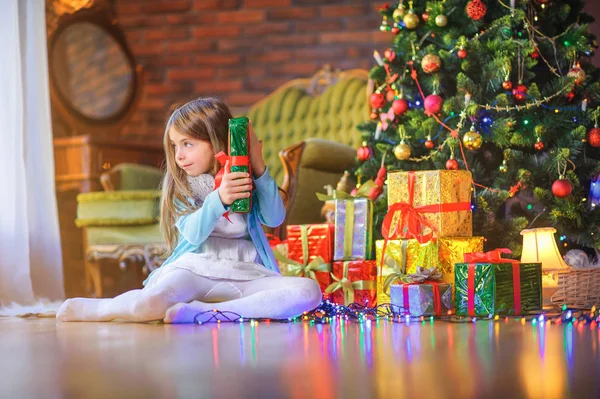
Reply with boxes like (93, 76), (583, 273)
(85, 224), (163, 246)
(76, 190), (160, 227)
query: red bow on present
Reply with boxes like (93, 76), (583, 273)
(213, 151), (251, 223)
(381, 171), (471, 244)
(379, 171), (471, 283)
(464, 248), (522, 316)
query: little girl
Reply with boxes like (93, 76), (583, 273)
(57, 97), (322, 323)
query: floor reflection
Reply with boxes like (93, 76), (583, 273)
(201, 319), (599, 398)
(2, 318), (599, 398)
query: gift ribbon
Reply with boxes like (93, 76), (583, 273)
(382, 240), (409, 294)
(273, 225), (331, 283)
(464, 249), (521, 316)
(315, 180), (376, 202)
(273, 250), (330, 280)
(382, 171), (471, 243)
(325, 262), (376, 305)
(343, 200), (355, 259)
(402, 281), (443, 316)
(214, 138), (252, 219)
(379, 171), (471, 277)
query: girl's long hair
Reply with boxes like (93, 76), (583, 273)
(160, 97), (232, 253)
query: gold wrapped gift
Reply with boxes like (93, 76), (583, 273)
(387, 170), (473, 239)
(376, 236), (484, 304)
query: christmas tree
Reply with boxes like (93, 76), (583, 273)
(346, 0), (600, 257)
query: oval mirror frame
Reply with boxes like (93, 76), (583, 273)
(48, 7), (143, 136)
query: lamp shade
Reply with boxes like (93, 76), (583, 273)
(520, 227), (570, 272)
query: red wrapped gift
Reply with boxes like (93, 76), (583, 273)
(284, 224), (335, 295)
(326, 260), (377, 307)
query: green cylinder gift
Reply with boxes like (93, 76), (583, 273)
(228, 117), (251, 213)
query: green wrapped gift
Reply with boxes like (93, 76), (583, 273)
(455, 249), (542, 316)
(228, 117), (251, 213)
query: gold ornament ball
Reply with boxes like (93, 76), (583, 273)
(499, 162), (508, 173)
(393, 5), (406, 21)
(435, 14), (448, 27)
(567, 66), (586, 85)
(462, 130), (483, 150)
(421, 54), (441, 73)
(393, 143), (411, 160)
(403, 12), (420, 29)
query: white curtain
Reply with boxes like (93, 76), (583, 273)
(0, 0), (65, 305)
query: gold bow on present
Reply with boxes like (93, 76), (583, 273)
(382, 240), (410, 295)
(315, 180), (376, 202)
(382, 240), (441, 294)
(273, 250), (330, 280)
(325, 262), (376, 305)
(405, 266), (442, 283)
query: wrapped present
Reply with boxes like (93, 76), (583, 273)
(267, 235), (288, 271)
(455, 249), (542, 316)
(390, 280), (452, 317)
(383, 170), (473, 243)
(333, 197), (374, 261)
(228, 116), (251, 213)
(375, 237), (484, 305)
(326, 260), (377, 307)
(284, 224), (334, 294)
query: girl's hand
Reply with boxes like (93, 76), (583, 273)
(218, 160), (253, 206)
(248, 121), (266, 178)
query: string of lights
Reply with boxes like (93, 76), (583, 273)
(192, 300), (600, 327)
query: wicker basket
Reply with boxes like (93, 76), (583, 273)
(551, 267), (600, 308)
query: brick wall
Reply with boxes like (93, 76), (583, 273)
(115, 0), (388, 139)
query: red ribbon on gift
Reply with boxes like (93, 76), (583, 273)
(213, 151), (252, 223)
(402, 281), (443, 316)
(379, 171), (471, 282)
(464, 249), (521, 317)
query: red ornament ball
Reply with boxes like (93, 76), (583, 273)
(446, 158), (459, 170)
(588, 127), (600, 147)
(512, 84), (528, 101)
(531, 49), (540, 59)
(534, 141), (545, 151)
(552, 179), (573, 198)
(421, 11), (430, 22)
(424, 139), (435, 149)
(565, 91), (575, 102)
(391, 27), (400, 34)
(357, 146), (372, 161)
(370, 92), (386, 109)
(386, 89), (396, 102)
(424, 94), (444, 115)
(466, 0), (487, 20)
(457, 49), (467, 59)
(392, 98), (408, 115)
(502, 80), (513, 91)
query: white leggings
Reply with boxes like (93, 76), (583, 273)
(56, 269), (322, 323)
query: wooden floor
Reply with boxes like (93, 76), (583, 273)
(0, 317), (598, 398)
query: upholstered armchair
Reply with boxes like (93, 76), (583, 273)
(75, 163), (165, 297)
